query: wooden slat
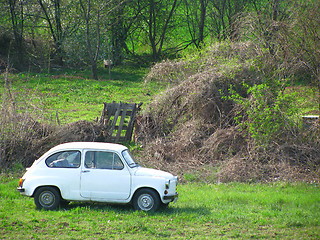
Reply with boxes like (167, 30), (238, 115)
(125, 102), (142, 141)
(115, 103), (129, 142)
(100, 101), (142, 143)
(109, 102), (121, 136)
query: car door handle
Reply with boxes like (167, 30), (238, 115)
(82, 170), (90, 173)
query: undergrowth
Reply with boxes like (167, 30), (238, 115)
(137, 41), (320, 183)
(1, 42), (319, 183)
(0, 65), (164, 169)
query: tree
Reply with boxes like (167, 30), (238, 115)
(183, 0), (208, 48)
(247, 0), (289, 55)
(38, 0), (80, 66)
(207, 0), (248, 41)
(284, 1), (320, 114)
(144, 0), (179, 61)
(109, 0), (126, 65)
(7, 0), (24, 69)
(38, 0), (64, 65)
(79, 0), (102, 79)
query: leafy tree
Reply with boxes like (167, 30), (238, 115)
(6, 0), (25, 69)
(38, 0), (80, 66)
(79, 0), (103, 79)
(143, 0), (179, 61)
(109, 0), (126, 65)
(244, 0), (290, 55)
(207, 0), (249, 41)
(183, 0), (208, 48)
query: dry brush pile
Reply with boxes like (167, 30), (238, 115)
(137, 42), (320, 183)
(0, 108), (109, 169)
(0, 74), (110, 169)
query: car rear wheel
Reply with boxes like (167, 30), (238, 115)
(133, 189), (160, 212)
(34, 187), (61, 210)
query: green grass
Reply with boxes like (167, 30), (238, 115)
(285, 86), (319, 115)
(1, 65), (165, 124)
(1, 175), (319, 239)
(1, 65), (318, 127)
(1, 59), (319, 239)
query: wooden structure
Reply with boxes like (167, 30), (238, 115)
(100, 101), (142, 143)
(302, 115), (319, 129)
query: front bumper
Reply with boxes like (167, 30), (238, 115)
(17, 187), (25, 193)
(163, 192), (178, 202)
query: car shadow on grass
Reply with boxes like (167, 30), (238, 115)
(58, 202), (210, 216)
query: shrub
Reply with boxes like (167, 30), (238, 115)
(228, 82), (298, 146)
(137, 41), (320, 183)
(0, 73), (53, 169)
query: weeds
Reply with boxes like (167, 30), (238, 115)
(137, 41), (320, 183)
(0, 71), (54, 169)
(1, 41), (319, 183)
(0, 65), (161, 169)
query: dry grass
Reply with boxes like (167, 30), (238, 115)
(0, 72), (109, 169)
(136, 42), (320, 183)
(0, 71), (53, 169)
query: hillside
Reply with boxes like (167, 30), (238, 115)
(135, 42), (320, 183)
(1, 42), (319, 183)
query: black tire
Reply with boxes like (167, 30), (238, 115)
(160, 202), (169, 209)
(34, 187), (61, 210)
(133, 189), (160, 212)
(60, 200), (70, 208)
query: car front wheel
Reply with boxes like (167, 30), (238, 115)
(133, 189), (160, 212)
(34, 187), (61, 210)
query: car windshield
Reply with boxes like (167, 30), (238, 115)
(122, 150), (139, 168)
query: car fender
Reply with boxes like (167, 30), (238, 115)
(23, 171), (82, 200)
(130, 175), (167, 202)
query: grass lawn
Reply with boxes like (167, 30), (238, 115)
(1, 64), (319, 239)
(0, 174), (319, 239)
(1, 65), (318, 126)
(1, 65), (166, 125)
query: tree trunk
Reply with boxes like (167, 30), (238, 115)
(110, 1), (125, 65)
(8, 0), (24, 70)
(79, 0), (99, 80)
(198, 0), (207, 47)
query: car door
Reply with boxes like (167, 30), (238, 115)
(45, 150), (82, 200)
(80, 150), (131, 200)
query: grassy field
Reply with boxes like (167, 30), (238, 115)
(1, 66), (166, 124)
(1, 65), (318, 126)
(1, 64), (320, 239)
(0, 174), (319, 239)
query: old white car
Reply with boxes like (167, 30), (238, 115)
(17, 142), (178, 212)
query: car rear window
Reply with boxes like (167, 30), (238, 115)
(45, 151), (81, 168)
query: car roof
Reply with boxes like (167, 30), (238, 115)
(48, 142), (128, 152)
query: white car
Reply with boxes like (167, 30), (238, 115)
(17, 142), (178, 212)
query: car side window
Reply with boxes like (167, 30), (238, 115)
(85, 151), (124, 170)
(46, 151), (81, 168)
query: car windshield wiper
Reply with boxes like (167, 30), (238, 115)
(129, 162), (138, 167)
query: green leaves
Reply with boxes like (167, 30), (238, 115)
(228, 82), (297, 145)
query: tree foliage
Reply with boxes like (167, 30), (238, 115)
(0, 0), (319, 84)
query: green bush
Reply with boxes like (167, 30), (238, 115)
(228, 82), (298, 146)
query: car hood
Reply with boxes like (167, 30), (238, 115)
(134, 167), (173, 179)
